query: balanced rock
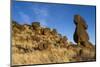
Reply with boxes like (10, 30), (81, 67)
(73, 14), (89, 45)
(73, 14), (96, 60)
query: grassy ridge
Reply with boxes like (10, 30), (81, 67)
(12, 21), (95, 65)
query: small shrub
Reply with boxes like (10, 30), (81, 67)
(32, 22), (40, 30)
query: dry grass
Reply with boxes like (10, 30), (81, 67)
(12, 48), (72, 65)
(12, 21), (96, 66)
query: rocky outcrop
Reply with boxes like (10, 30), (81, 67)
(73, 15), (96, 61)
(73, 15), (89, 44)
(12, 18), (95, 66)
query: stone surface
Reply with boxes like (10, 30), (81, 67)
(73, 15), (96, 61)
(73, 15), (89, 43)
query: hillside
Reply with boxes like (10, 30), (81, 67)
(12, 21), (96, 65)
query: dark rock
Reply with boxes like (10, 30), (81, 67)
(73, 14), (89, 44)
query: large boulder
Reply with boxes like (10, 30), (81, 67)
(73, 15), (96, 61)
(73, 15), (89, 44)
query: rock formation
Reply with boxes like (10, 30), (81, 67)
(73, 15), (89, 45)
(73, 14), (96, 61)
(12, 17), (95, 66)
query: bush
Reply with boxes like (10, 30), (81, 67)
(38, 41), (48, 50)
(51, 28), (57, 35)
(42, 27), (51, 35)
(62, 36), (68, 41)
(32, 22), (40, 30)
(12, 21), (21, 29)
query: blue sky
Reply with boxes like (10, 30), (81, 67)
(12, 1), (96, 45)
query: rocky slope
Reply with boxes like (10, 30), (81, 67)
(12, 21), (96, 65)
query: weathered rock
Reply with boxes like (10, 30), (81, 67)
(73, 14), (96, 61)
(73, 15), (89, 44)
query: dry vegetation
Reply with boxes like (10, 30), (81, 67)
(12, 21), (96, 66)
